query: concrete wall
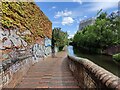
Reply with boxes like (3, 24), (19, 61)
(68, 55), (120, 89)
(79, 17), (95, 30)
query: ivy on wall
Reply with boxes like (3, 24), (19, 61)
(1, 2), (52, 44)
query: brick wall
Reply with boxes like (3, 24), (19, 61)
(0, 2), (52, 89)
(68, 55), (120, 89)
(103, 45), (120, 55)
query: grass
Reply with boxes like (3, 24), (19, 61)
(113, 53), (120, 62)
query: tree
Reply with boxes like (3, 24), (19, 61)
(52, 28), (68, 51)
(73, 11), (120, 53)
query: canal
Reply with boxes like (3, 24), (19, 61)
(68, 46), (120, 77)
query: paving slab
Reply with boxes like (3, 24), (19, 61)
(15, 51), (79, 88)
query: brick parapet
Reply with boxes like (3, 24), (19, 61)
(68, 55), (120, 90)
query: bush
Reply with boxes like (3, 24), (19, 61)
(113, 53), (120, 62)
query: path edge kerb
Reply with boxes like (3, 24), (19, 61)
(68, 55), (120, 90)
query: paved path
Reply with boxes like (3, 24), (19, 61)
(16, 51), (79, 88)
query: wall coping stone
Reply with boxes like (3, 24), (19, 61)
(68, 55), (120, 89)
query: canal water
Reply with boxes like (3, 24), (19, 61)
(68, 46), (120, 77)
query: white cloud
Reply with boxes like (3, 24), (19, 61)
(54, 9), (72, 18)
(67, 30), (71, 33)
(73, 0), (82, 4)
(68, 34), (74, 39)
(71, 1), (118, 18)
(84, 16), (87, 18)
(35, 0), (119, 2)
(52, 6), (56, 9)
(54, 9), (75, 25)
(88, 2), (118, 12)
(62, 17), (74, 25)
(49, 6), (56, 11)
(87, 0), (119, 2)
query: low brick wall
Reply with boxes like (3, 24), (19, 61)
(103, 45), (120, 55)
(68, 55), (120, 89)
(0, 55), (42, 89)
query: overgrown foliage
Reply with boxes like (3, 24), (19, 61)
(113, 53), (120, 62)
(52, 28), (68, 51)
(1, 2), (52, 43)
(73, 12), (120, 52)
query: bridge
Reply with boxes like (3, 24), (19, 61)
(1, 51), (120, 90)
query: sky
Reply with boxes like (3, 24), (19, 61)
(35, 0), (119, 38)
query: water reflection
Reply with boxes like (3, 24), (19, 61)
(68, 46), (120, 77)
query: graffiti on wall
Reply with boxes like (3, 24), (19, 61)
(44, 37), (51, 47)
(0, 28), (53, 88)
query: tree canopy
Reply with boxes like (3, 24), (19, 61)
(52, 28), (68, 51)
(73, 12), (120, 52)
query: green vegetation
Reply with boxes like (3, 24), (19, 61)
(52, 28), (68, 51)
(23, 35), (32, 43)
(113, 53), (120, 62)
(68, 38), (73, 42)
(73, 12), (120, 53)
(1, 2), (51, 43)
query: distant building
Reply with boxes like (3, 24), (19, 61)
(79, 17), (96, 30)
(108, 10), (120, 19)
